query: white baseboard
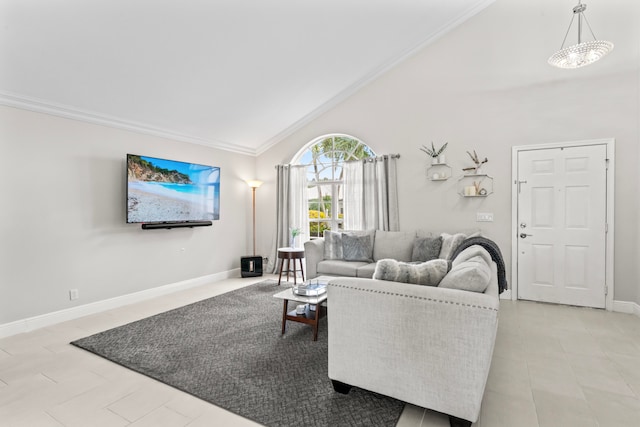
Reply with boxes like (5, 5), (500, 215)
(613, 300), (640, 317)
(0, 268), (240, 339)
(499, 290), (512, 300)
(499, 291), (639, 318)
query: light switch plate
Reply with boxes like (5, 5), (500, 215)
(476, 212), (494, 222)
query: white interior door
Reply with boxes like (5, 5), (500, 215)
(517, 145), (607, 308)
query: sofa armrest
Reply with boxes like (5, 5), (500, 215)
(304, 238), (325, 279)
(327, 271), (499, 422)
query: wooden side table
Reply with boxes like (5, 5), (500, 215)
(277, 248), (305, 286)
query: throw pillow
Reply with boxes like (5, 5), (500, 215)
(439, 233), (467, 260)
(373, 258), (449, 287)
(452, 245), (492, 267)
(323, 230), (343, 260)
(416, 230), (435, 239)
(438, 251), (492, 293)
(342, 232), (374, 262)
(412, 236), (443, 262)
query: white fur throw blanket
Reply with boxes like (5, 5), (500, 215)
(373, 258), (449, 287)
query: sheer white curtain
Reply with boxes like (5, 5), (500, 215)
(343, 155), (399, 231)
(343, 160), (364, 230)
(271, 164), (308, 273)
(289, 165), (309, 245)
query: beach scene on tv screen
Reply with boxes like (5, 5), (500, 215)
(127, 155), (220, 223)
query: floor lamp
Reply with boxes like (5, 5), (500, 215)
(241, 180), (263, 277)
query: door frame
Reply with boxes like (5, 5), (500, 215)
(510, 138), (615, 310)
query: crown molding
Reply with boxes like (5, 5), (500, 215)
(0, 90), (258, 156)
(255, 0), (495, 156)
(0, 1), (495, 159)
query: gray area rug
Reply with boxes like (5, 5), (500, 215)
(72, 280), (404, 426)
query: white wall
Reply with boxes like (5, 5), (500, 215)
(2, 0), (636, 324)
(637, 60), (640, 307)
(0, 106), (255, 325)
(256, 0), (640, 303)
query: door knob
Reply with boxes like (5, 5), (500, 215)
(520, 223), (527, 229)
(520, 233), (533, 239)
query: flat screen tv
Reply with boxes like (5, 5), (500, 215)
(126, 154), (220, 224)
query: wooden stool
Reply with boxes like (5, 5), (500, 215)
(277, 248), (305, 286)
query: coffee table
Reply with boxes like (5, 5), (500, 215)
(273, 276), (331, 341)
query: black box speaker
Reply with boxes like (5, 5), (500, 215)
(241, 256), (263, 277)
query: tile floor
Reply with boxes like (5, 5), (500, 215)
(1, 275), (639, 427)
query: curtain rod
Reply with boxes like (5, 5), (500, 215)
(365, 154), (400, 162)
(275, 153), (400, 168)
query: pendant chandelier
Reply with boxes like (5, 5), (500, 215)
(548, 1), (613, 69)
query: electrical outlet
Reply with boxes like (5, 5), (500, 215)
(69, 289), (79, 301)
(476, 212), (494, 222)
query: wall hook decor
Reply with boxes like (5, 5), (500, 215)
(463, 150), (488, 174)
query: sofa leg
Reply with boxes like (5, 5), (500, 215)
(448, 415), (472, 427)
(331, 380), (353, 394)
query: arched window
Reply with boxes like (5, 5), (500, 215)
(292, 134), (375, 238)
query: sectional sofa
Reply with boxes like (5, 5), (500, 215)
(304, 230), (503, 427)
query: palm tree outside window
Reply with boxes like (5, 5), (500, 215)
(292, 134), (375, 238)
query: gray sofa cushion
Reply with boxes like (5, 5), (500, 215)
(373, 230), (415, 262)
(323, 230), (343, 260)
(356, 263), (376, 278)
(412, 236), (443, 262)
(373, 258), (449, 287)
(342, 232), (374, 262)
(317, 260), (368, 277)
(438, 246), (492, 293)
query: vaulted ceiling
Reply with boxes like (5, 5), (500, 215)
(0, 0), (496, 155)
